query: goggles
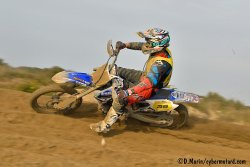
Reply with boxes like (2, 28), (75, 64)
(150, 36), (170, 47)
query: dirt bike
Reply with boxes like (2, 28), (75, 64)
(30, 40), (200, 129)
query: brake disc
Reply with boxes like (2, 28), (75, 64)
(156, 112), (174, 125)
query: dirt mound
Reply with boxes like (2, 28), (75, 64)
(0, 88), (249, 167)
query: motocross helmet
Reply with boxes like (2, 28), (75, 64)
(137, 28), (170, 54)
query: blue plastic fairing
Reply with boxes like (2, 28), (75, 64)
(67, 72), (92, 86)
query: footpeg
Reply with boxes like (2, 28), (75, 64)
(55, 96), (77, 110)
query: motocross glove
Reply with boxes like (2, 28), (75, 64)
(116, 41), (126, 50)
(117, 89), (133, 105)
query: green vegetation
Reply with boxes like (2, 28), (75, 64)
(190, 92), (245, 112)
(0, 59), (64, 92)
(0, 58), (7, 66)
(189, 92), (250, 123)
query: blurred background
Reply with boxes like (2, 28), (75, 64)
(0, 2), (250, 166)
(0, 0), (249, 105)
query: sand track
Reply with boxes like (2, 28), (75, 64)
(0, 88), (249, 167)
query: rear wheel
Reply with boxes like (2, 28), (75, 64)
(30, 84), (82, 115)
(150, 104), (189, 129)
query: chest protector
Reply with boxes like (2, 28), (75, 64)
(144, 48), (173, 87)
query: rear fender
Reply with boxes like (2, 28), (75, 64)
(170, 90), (200, 103)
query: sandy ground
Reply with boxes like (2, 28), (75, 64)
(0, 88), (249, 167)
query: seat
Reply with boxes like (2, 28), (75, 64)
(148, 88), (175, 100)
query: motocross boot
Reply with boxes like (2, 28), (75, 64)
(94, 89), (112, 115)
(90, 106), (121, 133)
(96, 99), (111, 115)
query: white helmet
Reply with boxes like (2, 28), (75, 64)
(137, 28), (170, 54)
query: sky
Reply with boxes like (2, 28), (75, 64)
(0, 0), (249, 105)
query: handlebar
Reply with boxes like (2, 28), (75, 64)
(107, 40), (120, 72)
(109, 49), (120, 72)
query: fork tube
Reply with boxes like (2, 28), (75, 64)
(76, 86), (101, 99)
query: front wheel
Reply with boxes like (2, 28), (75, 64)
(30, 84), (82, 114)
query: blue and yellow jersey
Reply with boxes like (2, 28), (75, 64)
(126, 42), (173, 88)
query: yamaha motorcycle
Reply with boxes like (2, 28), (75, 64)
(30, 40), (200, 129)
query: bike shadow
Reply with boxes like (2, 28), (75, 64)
(101, 118), (159, 137)
(65, 102), (209, 136)
(101, 116), (205, 137)
(66, 102), (99, 119)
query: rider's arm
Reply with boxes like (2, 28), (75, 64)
(146, 60), (172, 87)
(125, 42), (145, 50)
(131, 60), (172, 94)
(117, 61), (172, 104)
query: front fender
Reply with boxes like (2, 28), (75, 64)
(52, 71), (92, 86)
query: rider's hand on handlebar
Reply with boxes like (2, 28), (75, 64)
(116, 41), (126, 51)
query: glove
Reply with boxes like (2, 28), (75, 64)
(116, 41), (126, 50)
(117, 89), (133, 105)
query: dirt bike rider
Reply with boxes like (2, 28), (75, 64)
(90, 28), (173, 133)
